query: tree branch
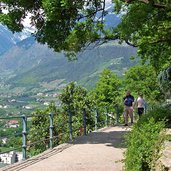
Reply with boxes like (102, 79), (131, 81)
(125, 0), (166, 9)
(148, 38), (171, 44)
(125, 40), (138, 47)
(77, 7), (105, 21)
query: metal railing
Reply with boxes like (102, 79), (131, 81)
(0, 106), (120, 163)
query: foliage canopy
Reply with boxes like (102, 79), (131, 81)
(1, 0), (171, 69)
(124, 65), (163, 104)
(91, 69), (121, 108)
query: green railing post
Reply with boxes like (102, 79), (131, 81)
(115, 104), (119, 125)
(68, 110), (73, 141)
(83, 108), (86, 135)
(22, 115), (27, 160)
(95, 108), (98, 131)
(105, 106), (109, 127)
(49, 113), (53, 149)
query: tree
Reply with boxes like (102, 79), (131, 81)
(113, 0), (171, 72)
(59, 82), (94, 112)
(7, 136), (22, 149)
(59, 82), (95, 132)
(28, 102), (70, 155)
(28, 83), (95, 156)
(1, 0), (170, 69)
(124, 65), (163, 104)
(28, 102), (58, 155)
(158, 67), (171, 98)
(91, 69), (121, 108)
(0, 0), (107, 58)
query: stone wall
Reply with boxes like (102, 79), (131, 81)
(156, 129), (171, 171)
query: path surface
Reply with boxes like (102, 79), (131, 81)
(1, 126), (130, 171)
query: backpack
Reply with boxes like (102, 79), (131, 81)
(124, 96), (133, 106)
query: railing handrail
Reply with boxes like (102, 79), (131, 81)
(0, 106), (119, 163)
(0, 113), (56, 120)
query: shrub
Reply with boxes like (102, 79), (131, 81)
(124, 106), (171, 171)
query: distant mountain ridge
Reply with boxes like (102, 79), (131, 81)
(0, 1), (119, 56)
(0, 11), (137, 93)
(0, 24), (33, 55)
(0, 37), (137, 92)
(0, 25), (17, 55)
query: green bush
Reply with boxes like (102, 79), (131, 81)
(139, 106), (171, 127)
(124, 106), (171, 171)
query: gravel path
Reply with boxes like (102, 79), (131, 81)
(1, 126), (130, 171)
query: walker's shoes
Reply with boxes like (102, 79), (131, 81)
(124, 124), (128, 126)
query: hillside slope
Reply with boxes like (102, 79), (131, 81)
(0, 39), (137, 93)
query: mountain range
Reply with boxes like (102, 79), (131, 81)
(0, 14), (137, 95)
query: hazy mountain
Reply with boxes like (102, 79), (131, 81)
(0, 24), (33, 55)
(0, 8), (136, 93)
(0, 37), (137, 92)
(0, 25), (16, 54)
(104, 1), (121, 28)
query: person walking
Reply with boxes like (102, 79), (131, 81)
(123, 90), (134, 126)
(136, 93), (146, 118)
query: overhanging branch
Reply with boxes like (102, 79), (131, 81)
(125, 0), (166, 9)
(148, 38), (171, 44)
